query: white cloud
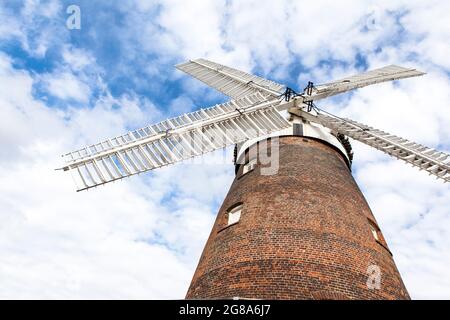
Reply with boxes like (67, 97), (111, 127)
(41, 71), (91, 102)
(155, 0), (226, 59)
(0, 0), (66, 58)
(62, 46), (96, 72)
(0, 53), (62, 161)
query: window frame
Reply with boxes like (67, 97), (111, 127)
(242, 158), (257, 176)
(227, 205), (242, 226)
(369, 223), (380, 241)
(367, 218), (392, 255)
(218, 203), (243, 233)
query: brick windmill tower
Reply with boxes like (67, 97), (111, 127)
(60, 59), (450, 299)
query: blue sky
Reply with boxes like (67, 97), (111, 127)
(0, 0), (449, 299)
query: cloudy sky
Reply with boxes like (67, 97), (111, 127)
(0, 0), (449, 299)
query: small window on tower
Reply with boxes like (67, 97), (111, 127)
(227, 205), (242, 226)
(368, 219), (382, 242)
(242, 158), (257, 175)
(367, 218), (392, 254)
(370, 224), (380, 241)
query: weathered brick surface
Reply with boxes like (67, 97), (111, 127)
(186, 136), (410, 300)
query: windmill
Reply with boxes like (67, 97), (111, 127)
(60, 58), (449, 300)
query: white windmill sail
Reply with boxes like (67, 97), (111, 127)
(60, 57), (438, 191)
(305, 65), (426, 101)
(61, 92), (290, 191)
(176, 58), (285, 99)
(296, 109), (450, 182)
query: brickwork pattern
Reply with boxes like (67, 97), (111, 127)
(186, 136), (410, 300)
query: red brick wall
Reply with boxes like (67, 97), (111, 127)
(186, 136), (410, 300)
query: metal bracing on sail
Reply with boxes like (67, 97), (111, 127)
(62, 96), (290, 191)
(309, 111), (450, 182)
(176, 58), (285, 99)
(63, 91), (272, 164)
(306, 65), (426, 101)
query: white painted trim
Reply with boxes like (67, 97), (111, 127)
(235, 115), (350, 164)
